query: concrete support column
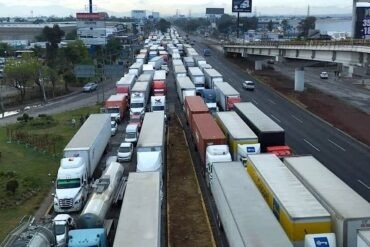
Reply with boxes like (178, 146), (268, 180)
(294, 68), (305, 92)
(343, 64), (355, 77)
(255, 60), (263, 71)
(275, 55), (285, 63)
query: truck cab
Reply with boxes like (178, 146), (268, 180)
(130, 92), (146, 116)
(237, 143), (261, 166)
(151, 96), (166, 112)
(54, 157), (88, 213)
(124, 124), (139, 144)
(200, 89), (218, 113)
(205, 145), (232, 187)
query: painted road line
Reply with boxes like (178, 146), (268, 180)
(268, 99), (277, 105)
(358, 180), (370, 190)
(328, 139), (346, 152)
(291, 114), (303, 124)
(303, 139), (321, 152)
(251, 99), (258, 105)
(270, 114), (281, 123)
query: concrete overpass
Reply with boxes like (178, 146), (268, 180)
(223, 40), (370, 78)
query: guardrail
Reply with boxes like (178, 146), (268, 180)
(223, 39), (370, 47)
(0, 215), (34, 247)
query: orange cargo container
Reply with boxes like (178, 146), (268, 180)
(184, 96), (209, 130)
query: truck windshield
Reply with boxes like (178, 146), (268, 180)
(106, 108), (119, 113)
(130, 103), (144, 108)
(54, 225), (65, 235)
(152, 106), (164, 111)
(57, 178), (81, 189)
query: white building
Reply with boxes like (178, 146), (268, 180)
(131, 10), (146, 20)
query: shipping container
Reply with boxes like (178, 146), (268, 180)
(192, 113), (226, 165)
(174, 65), (187, 78)
(234, 102), (285, 152)
(247, 154), (332, 245)
(284, 156), (370, 247)
(188, 67), (205, 94)
(210, 161), (293, 247)
(215, 111), (258, 160)
(183, 56), (195, 68)
(184, 96), (209, 130)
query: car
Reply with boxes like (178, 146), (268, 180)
(83, 82), (98, 92)
(320, 72), (329, 79)
(117, 142), (134, 162)
(124, 124), (139, 144)
(242, 80), (255, 91)
(111, 121), (118, 136)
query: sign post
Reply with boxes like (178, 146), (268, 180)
(232, 0), (252, 39)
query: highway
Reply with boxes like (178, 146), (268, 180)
(189, 34), (370, 202)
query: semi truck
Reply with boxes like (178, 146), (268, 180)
(176, 76), (196, 104)
(247, 154), (332, 246)
(191, 113), (227, 173)
(209, 161), (293, 247)
(184, 96), (209, 130)
(54, 114), (111, 213)
(200, 89), (217, 113)
(135, 53), (146, 64)
(198, 63), (212, 73)
(183, 56), (194, 68)
(358, 230), (370, 247)
(152, 70), (166, 96)
(188, 67), (205, 94)
(193, 55), (206, 67)
(204, 68), (223, 89)
(148, 56), (164, 70)
(116, 73), (136, 95)
(128, 62), (143, 77)
(68, 162), (124, 247)
(214, 81), (241, 111)
(215, 111), (258, 160)
(136, 111), (165, 173)
(172, 59), (183, 67)
(137, 73), (153, 83)
(142, 64), (154, 75)
(103, 94), (128, 123)
(113, 172), (161, 247)
(234, 102), (289, 153)
(284, 155), (370, 247)
(130, 81), (150, 116)
(174, 65), (187, 78)
(151, 96), (166, 112)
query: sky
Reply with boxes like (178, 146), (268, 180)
(0, 0), (352, 17)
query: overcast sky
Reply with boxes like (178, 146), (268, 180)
(0, 0), (352, 17)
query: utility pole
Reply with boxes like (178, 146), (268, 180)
(89, 0), (93, 13)
(237, 12), (240, 39)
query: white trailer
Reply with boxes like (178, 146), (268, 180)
(128, 62), (143, 77)
(149, 56), (164, 70)
(183, 56), (195, 68)
(137, 73), (153, 83)
(210, 161), (292, 247)
(136, 111), (166, 172)
(174, 65), (187, 78)
(204, 68), (223, 89)
(113, 172), (161, 247)
(176, 76), (196, 104)
(358, 230), (370, 247)
(214, 81), (241, 111)
(199, 63), (212, 73)
(193, 55), (206, 66)
(188, 67), (205, 94)
(130, 81), (150, 115)
(153, 70), (166, 82)
(135, 54), (146, 64)
(284, 155), (370, 247)
(172, 59), (183, 67)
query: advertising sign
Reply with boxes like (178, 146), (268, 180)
(355, 6), (370, 39)
(232, 0), (252, 12)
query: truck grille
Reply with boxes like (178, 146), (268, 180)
(59, 198), (73, 208)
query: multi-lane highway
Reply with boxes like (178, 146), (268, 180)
(189, 34), (370, 202)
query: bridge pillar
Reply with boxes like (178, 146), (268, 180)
(255, 60), (263, 71)
(343, 65), (355, 77)
(275, 56), (285, 63)
(294, 68), (305, 92)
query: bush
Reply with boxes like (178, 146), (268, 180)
(6, 180), (19, 194)
(5, 171), (17, 178)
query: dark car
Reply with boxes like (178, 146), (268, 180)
(83, 82), (98, 92)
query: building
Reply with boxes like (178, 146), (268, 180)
(131, 10), (146, 20)
(76, 12), (108, 46)
(206, 8), (224, 22)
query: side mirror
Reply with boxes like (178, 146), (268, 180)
(51, 193), (55, 197)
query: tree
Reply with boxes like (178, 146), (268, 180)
(42, 25), (65, 67)
(267, 20), (273, 31)
(281, 19), (289, 34)
(217, 14), (235, 34)
(106, 38), (122, 62)
(0, 42), (12, 57)
(297, 16), (316, 38)
(65, 29), (77, 40)
(156, 18), (171, 33)
(6, 179), (19, 195)
(240, 16), (258, 31)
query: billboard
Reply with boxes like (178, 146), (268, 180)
(355, 6), (370, 39)
(76, 12), (106, 20)
(232, 0), (252, 12)
(206, 8), (225, 15)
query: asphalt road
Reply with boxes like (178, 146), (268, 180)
(188, 34), (370, 202)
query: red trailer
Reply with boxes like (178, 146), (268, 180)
(152, 70), (167, 96)
(116, 74), (136, 96)
(192, 113), (227, 164)
(184, 96), (209, 130)
(104, 94), (128, 123)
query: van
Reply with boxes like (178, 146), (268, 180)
(124, 124), (139, 144)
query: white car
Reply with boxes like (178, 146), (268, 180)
(111, 121), (118, 136)
(242, 80), (255, 91)
(117, 142), (134, 162)
(320, 72), (329, 79)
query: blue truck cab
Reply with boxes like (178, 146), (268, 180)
(200, 89), (218, 113)
(68, 228), (108, 247)
(203, 48), (211, 56)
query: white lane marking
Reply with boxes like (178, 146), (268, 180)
(328, 139), (346, 152)
(358, 180), (370, 190)
(291, 114), (303, 124)
(268, 99), (277, 105)
(270, 114), (281, 123)
(251, 99), (258, 105)
(303, 139), (321, 152)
